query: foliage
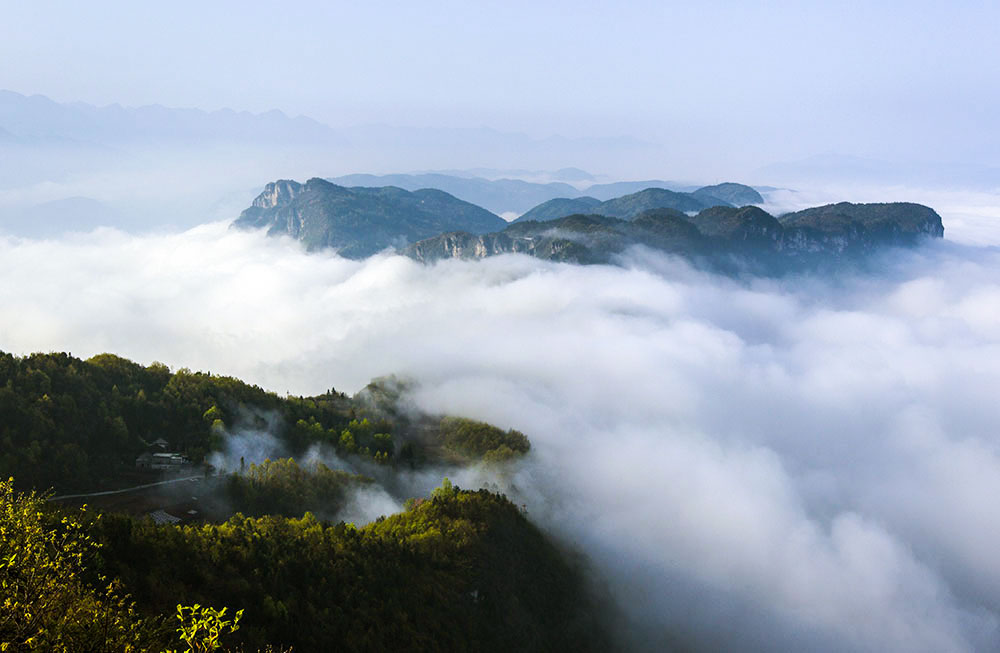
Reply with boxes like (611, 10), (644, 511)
(437, 417), (530, 462)
(223, 458), (368, 519)
(93, 485), (606, 652)
(0, 477), (153, 651)
(171, 604), (242, 653)
(0, 351), (373, 493)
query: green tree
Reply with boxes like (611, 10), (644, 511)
(171, 604), (243, 653)
(0, 477), (151, 651)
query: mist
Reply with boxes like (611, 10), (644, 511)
(4, 189), (1000, 650)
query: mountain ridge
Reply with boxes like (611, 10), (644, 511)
(232, 178), (507, 257)
(405, 201), (945, 271)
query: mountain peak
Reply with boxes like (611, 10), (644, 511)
(252, 180), (302, 209)
(234, 179), (506, 257)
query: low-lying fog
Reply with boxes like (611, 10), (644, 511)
(3, 190), (1000, 651)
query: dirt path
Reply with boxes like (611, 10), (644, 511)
(49, 476), (204, 501)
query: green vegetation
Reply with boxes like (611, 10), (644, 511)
(0, 350), (362, 493)
(0, 350), (584, 650)
(437, 417), (530, 463)
(0, 350), (529, 496)
(88, 482), (604, 651)
(223, 458), (369, 519)
(0, 478), (152, 651)
(3, 475), (606, 651)
(170, 604), (243, 653)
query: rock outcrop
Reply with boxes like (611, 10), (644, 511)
(233, 178), (507, 258)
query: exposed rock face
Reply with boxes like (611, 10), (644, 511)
(406, 202), (945, 272)
(232, 178), (507, 258)
(252, 180), (301, 209)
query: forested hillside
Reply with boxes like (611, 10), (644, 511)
(0, 349), (608, 651)
(0, 350), (527, 495)
(2, 478), (608, 651)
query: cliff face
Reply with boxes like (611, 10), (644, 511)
(406, 202), (945, 271)
(232, 178), (507, 258)
(251, 180), (302, 209)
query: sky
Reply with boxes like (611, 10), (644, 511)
(3, 1), (1000, 174)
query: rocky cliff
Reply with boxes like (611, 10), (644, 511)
(406, 202), (945, 271)
(233, 178), (507, 258)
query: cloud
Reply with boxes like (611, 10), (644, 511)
(4, 195), (1000, 650)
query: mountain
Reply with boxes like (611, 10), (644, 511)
(692, 182), (764, 206)
(325, 173), (766, 218)
(1, 350), (607, 651)
(514, 196), (602, 222)
(514, 187), (731, 224)
(0, 89), (342, 146)
(593, 187), (723, 217)
(582, 180), (686, 200)
(327, 172), (580, 215)
(778, 201), (945, 242)
(0, 196), (124, 237)
(405, 202), (945, 271)
(232, 178), (507, 257)
(433, 167), (598, 183)
(689, 205), (783, 242)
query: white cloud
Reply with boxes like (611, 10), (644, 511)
(4, 200), (1000, 650)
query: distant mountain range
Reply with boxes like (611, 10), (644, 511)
(0, 89), (342, 146)
(406, 202), (945, 271)
(326, 174), (764, 216)
(0, 197), (124, 236)
(513, 184), (764, 223)
(327, 173), (582, 215)
(234, 178), (942, 271)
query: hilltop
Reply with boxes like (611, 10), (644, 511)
(513, 183), (763, 223)
(232, 178), (506, 257)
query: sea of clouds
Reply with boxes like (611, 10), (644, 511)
(2, 189), (1000, 651)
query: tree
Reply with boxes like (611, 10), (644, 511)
(0, 477), (150, 651)
(171, 604), (243, 653)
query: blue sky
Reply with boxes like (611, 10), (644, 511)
(2, 1), (999, 171)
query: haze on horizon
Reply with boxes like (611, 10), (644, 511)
(2, 0), (999, 183)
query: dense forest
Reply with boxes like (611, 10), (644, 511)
(0, 350), (604, 651)
(0, 350), (528, 494)
(2, 477), (608, 651)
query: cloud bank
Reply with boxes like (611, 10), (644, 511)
(3, 199), (1000, 651)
